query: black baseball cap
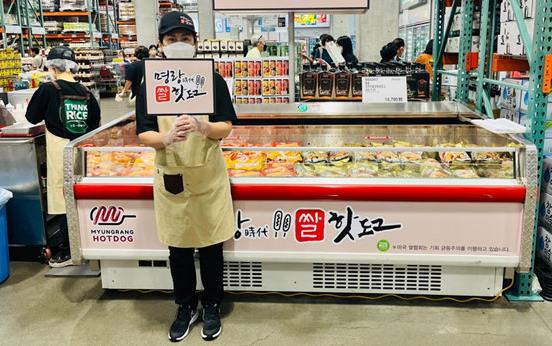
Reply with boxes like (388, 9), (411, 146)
(47, 46), (76, 62)
(158, 11), (196, 40)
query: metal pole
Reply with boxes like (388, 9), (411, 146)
(15, 0), (23, 54)
(435, 0), (458, 66)
(455, 0), (475, 102)
(483, 78), (529, 91)
(475, 0), (491, 112)
(506, 0), (552, 301)
(37, 0), (46, 47)
(431, 0), (445, 101)
(24, 0), (31, 49)
(87, 0), (95, 48)
(288, 12), (295, 102)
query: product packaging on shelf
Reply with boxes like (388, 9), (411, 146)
(538, 226), (552, 267)
(542, 158), (552, 195)
(539, 191), (552, 230)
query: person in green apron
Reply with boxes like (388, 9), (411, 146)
(135, 12), (237, 342)
(25, 46), (101, 267)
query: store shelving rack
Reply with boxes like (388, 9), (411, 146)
(0, 0), (46, 53)
(39, 0), (118, 49)
(432, 0), (552, 301)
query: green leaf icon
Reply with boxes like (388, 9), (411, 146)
(377, 240), (390, 252)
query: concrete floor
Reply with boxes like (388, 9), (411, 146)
(2, 98), (552, 345)
(100, 97), (134, 124)
(0, 261), (551, 346)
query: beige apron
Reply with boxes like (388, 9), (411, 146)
(154, 116), (235, 248)
(46, 129), (69, 214)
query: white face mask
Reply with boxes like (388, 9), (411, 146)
(163, 42), (196, 59)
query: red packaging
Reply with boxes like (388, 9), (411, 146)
(255, 61), (262, 77)
(283, 60), (289, 76)
(226, 62), (233, 77)
(276, 60), (283, 76)
(275, 79), (282, 95)
(282, 79), (289, 95)
(248, 61), (255, 77)
(255, 80), (262, 95)
(248, 80), (255, 96)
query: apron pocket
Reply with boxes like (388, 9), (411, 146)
(163, 173), (184, 195)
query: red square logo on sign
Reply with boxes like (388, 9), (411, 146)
(155, 85), (171, 103)
(295, 209), (325, 242)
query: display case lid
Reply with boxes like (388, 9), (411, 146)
(234, 101), (479, 120)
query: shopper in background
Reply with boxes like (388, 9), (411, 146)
(313, 34), (335, 66)
(380, 42), (399, 63)
(116, 45), (148, 103)
(25, 46), (101, 268)
(31, 47), (45, 70)
(336, 36), (359, 66)
(136, 11), (236, 342)
(415, 39), (434, 80)
(149, 44), (159, 58)
(393, 37), (406, 62)
(246, 34), (265, 58)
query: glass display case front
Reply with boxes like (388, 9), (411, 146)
(78, 120), (522, 182)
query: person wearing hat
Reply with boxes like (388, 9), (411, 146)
(135, 11), (236, 342)
(246, 34), (265, 58)
(25, 46), (101, 267)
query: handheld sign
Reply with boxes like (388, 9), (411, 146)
(362, 76), (408, 103)
(144, 58), (216, 116)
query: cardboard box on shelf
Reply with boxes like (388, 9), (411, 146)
(445, 37), (460, 53)
(498, 78), (524, 110)
(539, 191), (552, 230)
(542, 157), (552, 195)
(537, 226), (552, 267)
(500, 108), (517, 121)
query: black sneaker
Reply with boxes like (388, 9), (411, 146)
(48, 249), (72, 268)
(168, 305), (199, 342)
(201, 304), (222, 341)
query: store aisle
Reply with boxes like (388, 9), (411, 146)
(100, 97), (134, 124)
(0, 262), (551, 346)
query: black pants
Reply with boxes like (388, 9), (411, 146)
(169, 242), (224, 308)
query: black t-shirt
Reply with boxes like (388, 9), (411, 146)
(136, 72), (237, 134)
(25, 80), (101, 140)
(125, 60), (144, 97)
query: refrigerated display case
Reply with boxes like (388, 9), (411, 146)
(64, 102), (537, 296)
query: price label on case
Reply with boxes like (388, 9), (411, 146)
(362, 76), (407, 103)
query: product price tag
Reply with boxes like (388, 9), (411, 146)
(362, 76), (407, 103)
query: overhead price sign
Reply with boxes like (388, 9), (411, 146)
(213, 0), (369, 11)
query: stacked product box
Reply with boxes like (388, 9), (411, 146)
(215, 58), (290, 104)
(498, 77), (552, 154)
(538, 158), (552, 267)
(497, 0), (535, 56)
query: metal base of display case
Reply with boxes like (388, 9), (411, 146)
(99, 260), (505, 297)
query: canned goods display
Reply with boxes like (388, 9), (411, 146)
(215, 57), (290, 103)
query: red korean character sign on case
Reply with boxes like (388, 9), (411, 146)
(295, 209), (325, 242)
(155, 85), (171, 103)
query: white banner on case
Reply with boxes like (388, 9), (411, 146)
(362, 76), (408, 103)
